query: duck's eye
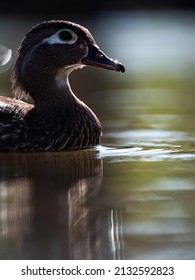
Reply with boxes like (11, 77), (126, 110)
(59, 30), (73, 41)
(45, 29), (78, 45)
(58, 29), (77, 43)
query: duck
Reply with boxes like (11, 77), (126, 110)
(0, 20), (125, 152)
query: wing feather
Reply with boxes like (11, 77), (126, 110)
(0, 96), (33, 122)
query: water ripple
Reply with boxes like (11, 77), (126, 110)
(97, 129), (195, 162)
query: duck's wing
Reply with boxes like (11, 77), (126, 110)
(0, 96), (34, 151)
(0, 96), (33, 122)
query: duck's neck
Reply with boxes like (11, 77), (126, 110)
(14, 64), (78, 106)
(38, 80), (76, 109)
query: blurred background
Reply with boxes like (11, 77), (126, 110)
(1, 0), (195, 15)
(1, 1), (195, 260)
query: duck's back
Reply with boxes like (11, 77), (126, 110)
(0, 96), (33, 122)
(0, 97), (33, 151)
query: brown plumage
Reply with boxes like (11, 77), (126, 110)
(0, 20), (125, 152)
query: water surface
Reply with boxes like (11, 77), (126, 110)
(0, 12), (195, 259)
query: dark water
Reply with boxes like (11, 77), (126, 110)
(0, 12), (195, 259)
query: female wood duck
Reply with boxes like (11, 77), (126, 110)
(0, 20), (125, 151)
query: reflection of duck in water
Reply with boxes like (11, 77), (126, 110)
(0, 20), (125, 151)
(0, 151), (124, 259)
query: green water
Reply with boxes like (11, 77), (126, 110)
(0, 12), (195, 259)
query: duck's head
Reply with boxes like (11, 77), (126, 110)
(12, 20), (125, 102)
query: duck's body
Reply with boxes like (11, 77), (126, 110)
(0, 94), (101, 151)
(0, 20), (124, 152)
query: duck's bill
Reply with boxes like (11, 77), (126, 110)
(82, 43), (125, 73)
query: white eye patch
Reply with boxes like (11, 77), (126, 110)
(21, 29), (79, 75)
(43, 29), (78, 45)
